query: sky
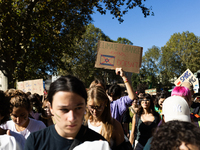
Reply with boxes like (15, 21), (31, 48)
(91, 0), (200, 56)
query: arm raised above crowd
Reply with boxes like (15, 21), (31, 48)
(116, 68), (136, 100)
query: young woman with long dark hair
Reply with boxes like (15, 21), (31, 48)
(129, 93), (160, 150)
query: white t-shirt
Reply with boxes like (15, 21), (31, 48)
(0, 118), (46, 139)
(88, 120), (102, 133)
(0, 135), (22, 150)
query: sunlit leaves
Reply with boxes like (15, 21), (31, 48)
(160, 31), (200, 79)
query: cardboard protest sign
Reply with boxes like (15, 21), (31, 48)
(95, 40), (143, 73)
(145, 88), (157, 95)
(174, 69), (198, 88)
(17, 79), (43, 95)
(16, 81), (25, 92)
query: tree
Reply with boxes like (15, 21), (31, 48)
(132, 46), (161, 90)
(59, 24), (135, 87)
(160, 31), (200, 81)
(59, 24), (113, 87)
(0, 0), (153, 88)
(142, 45), (160, 76)
(115, 37), (133, 45)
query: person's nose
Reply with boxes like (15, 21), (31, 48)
(16, 117), (20, 123)
(68, 110), (76, 122)
(93, 108), (98, 113)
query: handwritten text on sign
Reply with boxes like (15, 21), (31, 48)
(174, 69), (198, 87)
(95, 41), (143, 73)
(17, 79), (43, 95)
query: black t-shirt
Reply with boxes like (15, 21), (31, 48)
(24, 125), (106, 150)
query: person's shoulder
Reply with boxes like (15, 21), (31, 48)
(153, 111), (160, 117)
(112, 119), (124, 134)
(29, 118), (46, 127)
(29, 125), (51, 137)
(2, 120), (14, 125)
(0, 120), (14, 129)
(191, 102), (200, 108)
(79, 125), (105, 141)
(112, 118), (121, 128)
(0, 135), (22, 150)
(10, 131), (26, 149)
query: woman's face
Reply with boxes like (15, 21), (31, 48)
(133, 99), (138, 105)
(10, 107), (30, 127)
(50, 91), (86, 139)
(158, 98), (165, 108)
(141, 98), (151, 109)
(177, 142), (199, 150)
(42, 101), (52, 118)
(87, 99), (105, 119)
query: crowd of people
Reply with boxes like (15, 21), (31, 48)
(0, 68), (200, 150)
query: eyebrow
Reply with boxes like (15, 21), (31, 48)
(57, 103), (85, 108)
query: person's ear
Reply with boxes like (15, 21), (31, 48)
(50, 104), (54, 116)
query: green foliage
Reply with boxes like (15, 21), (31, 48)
(134, 31), (200, 91)
(0, 0), (152, 88)
(160, 31), (200, 80)
(94, 0), (153, 23)
(0, 0), (94, 87)
(59, 24), (135, 87)
(115, 37), (133, 45)
(59, 24), (113, 87)
(132, 46), (161, 90)
(142, 46), (161, 75)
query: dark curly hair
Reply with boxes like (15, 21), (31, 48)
(155, 90), (169, 109)
(107, 83), (121, 100)
(0, 90), (11, 124)
(150, 121), (200, 150)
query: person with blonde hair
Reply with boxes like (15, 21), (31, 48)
(85, 86), (125, 149)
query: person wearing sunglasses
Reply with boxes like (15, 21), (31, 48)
(129, 93), (160, 150)
(85, 86), (125, 150)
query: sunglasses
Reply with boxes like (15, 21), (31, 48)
(139, 99), (150, 102)
(87, 105), (104, 111)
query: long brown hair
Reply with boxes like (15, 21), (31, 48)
(85, 86), (113, 143)
(138, 93), (157, 116)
